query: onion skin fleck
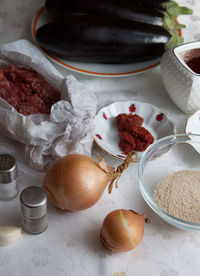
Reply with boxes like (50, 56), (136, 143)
(100, 209), (150, 253)
(43, 154), (111, 211)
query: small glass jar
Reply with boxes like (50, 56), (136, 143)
(0, 154), (18, 200)
(20, 186), (48, 234)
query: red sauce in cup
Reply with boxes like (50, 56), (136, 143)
(186, 57), (200, 74)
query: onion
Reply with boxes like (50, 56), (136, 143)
(100, 209), (150, 252)
(43, 153), (136, 211)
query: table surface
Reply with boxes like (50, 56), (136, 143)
(0, 0), (200, 276)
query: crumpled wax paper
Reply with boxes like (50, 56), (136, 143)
(0, 39), (97, 171)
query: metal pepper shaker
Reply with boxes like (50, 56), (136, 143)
(20, 186), (48, 234)
(0, 154), (18, 200)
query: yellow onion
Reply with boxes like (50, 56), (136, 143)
(100, 209), (150, 252)
(43, 153), (136, 211)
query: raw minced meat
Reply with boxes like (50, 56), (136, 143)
(7, 65), (61, 107)
(0, 64), (61, 115)
(17, 95), (50, 115)
(0, 69), (24, 108)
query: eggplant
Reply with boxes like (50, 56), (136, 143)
(126, 0), (168, 9)
(36, 13), (171, 64)
(45, 0), (166, 14)
(45, 0), (164, 27)
(45, 0), (192, 32)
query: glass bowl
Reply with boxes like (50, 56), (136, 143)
(138, 133), (200, 231)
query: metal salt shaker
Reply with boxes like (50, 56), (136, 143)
(0, 154), (18, 200)
(20, 186), (48, 234)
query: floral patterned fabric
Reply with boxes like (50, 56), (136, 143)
(0, 0), (200, 276)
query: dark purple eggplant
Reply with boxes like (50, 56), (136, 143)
(36, 13), (171, 64)
(126, 0), (168, 9)
(45, 0), (192, 25)
(45, 0), (166, 14)
(45, 0), (164, 27)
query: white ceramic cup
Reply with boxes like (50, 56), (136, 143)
(160, 41), (200, 114)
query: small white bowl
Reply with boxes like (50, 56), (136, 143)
(160, 41), (200, 114)
(138, 133), (200, 231)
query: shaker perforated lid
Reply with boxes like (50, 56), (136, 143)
(20, 186), (47, 219)
(0, 154), (18, 184)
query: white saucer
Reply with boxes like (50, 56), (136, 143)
(94, 101), (176, 160)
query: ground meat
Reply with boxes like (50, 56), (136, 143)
(17, 95), (50, 115)
(7, 65), (60, 107)
(0, 69), (24, 108)
(116, 113), (154, 154)
(0, 64), (61, 115)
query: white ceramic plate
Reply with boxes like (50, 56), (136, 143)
(186, 109), (200, 153)
(94, 101), (176, 160)
(31, 7), (161, 78)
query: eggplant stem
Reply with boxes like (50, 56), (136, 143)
(163, 1), (193, 20)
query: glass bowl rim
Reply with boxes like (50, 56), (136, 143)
(138, 133), (200, 230)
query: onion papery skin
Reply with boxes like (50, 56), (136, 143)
(43, 154), (111, 211)
(100, 209), (146, 252)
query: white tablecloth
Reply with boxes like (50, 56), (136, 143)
(0, 0), (200, 275)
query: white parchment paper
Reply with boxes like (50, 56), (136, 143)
(0, 39), (97, 171)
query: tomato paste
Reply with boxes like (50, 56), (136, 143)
(116, 113), (154, 154)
